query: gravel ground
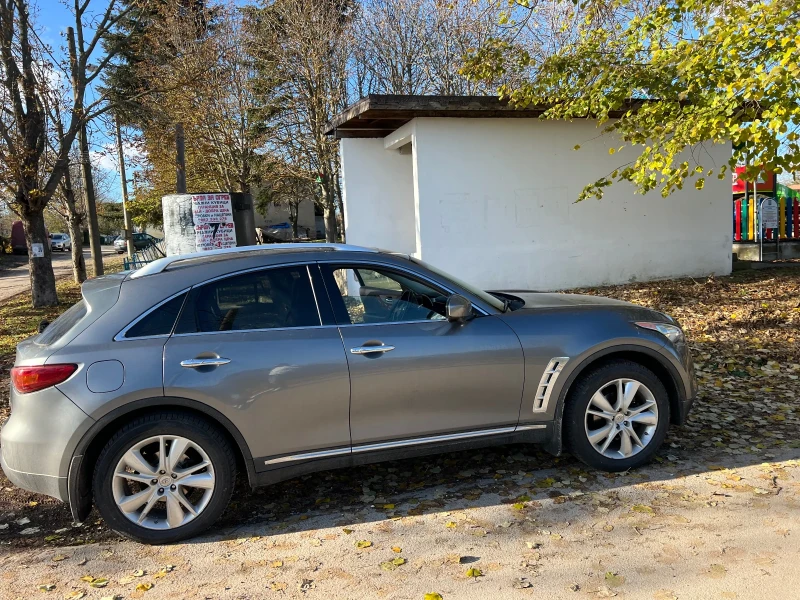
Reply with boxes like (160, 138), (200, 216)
(1, 267), (799, 599)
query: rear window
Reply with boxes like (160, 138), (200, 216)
(124, 293), (187, 339)
(37, 300), (88, 345)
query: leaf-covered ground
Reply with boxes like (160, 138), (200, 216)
(1, 267), (799, 599)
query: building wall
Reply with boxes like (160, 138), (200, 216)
(340, 137), (417, 254)
(253, 199), (316, 235)
(410, 118), (732, 290)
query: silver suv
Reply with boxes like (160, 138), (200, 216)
(1, 244), (696, 543)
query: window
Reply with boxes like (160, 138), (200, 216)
(124, 293), (187, 339)
(37, 300), (88, 345)
(328, 267), (448, 325)
(176, 267), (320, 333)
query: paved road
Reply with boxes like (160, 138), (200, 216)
(0, 246), (117, 302)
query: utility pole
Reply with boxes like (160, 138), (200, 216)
(176, 123), (187, 193)
(115, 117), (135, 259)
(79, 122), (103, 277)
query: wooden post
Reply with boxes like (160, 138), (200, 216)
(115, 117), (135, 259)
(176, 123), (187, 194)
(79, 122), (103, 277)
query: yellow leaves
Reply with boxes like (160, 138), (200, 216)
(445, 521), (458, 529)
(132, 570), (145, 577)
(271, 560), (284, 568)
(391, 546), (402, 553)
(465, 567), (483, 578)
(38, 584), (56, 592)
(342, 528), (354, 534)
(382, 503), (395, 509)
(573, 144), (581, 150)
(135, 582), (154, 592)
(64, 592), (86, 600)
(512, 502), (525, 510)
(605, 571), (625, 587)
(356, 540), (373, 549)
(270, 582), (288, 592)
(380, 557), (406, 571)
(631, 504), (654, 514)
(695, 178), (705, 190)
(424, 594), (444, 600)
(609, 147), (616, 155)
(52, 554), (69, 562)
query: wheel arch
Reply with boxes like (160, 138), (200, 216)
(68, 397), (256, 523)
(544, 345), (685, 456)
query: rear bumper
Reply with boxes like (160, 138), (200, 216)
(0, 385), (94, 502)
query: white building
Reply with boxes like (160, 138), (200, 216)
(329, 95), (732, 291)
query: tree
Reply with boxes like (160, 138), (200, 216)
(464, 0), (800, 201)
(247, 0), (355, 242)
(0, 0), (142, 306)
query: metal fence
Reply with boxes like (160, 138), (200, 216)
(123, 239), (166, 271)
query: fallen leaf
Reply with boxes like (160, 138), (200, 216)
(383, 503), (395, 509)
(38, 584), (56, 592)
(631, 504), (654, 514)
(89, 578), (109, 588)
(356, 540), (373, 549)
(64, 592), (86, 600)
(79, 577), (94, 583)
(424, 594), (443, 600)
(391, 546), (402, 553)
(271, 560), (284, 568)
(445, 521), (457, 529)
(708, 564), (727, 579)
(132, 570), (145, 577)
(270, 582), (288, 591)
(135, 582), (153, 592)
(465, 567), (483, 578)
(653, 590), (678, 600)
(605, 571), (625, 587)
(52, 555), (69, 562)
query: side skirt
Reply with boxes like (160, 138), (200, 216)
(251, 423), (551, 488)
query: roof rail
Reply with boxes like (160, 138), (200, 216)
(128, 243), (378, 279)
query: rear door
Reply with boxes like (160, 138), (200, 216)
(319, 262), (525, 446)
(163, 264), (351, 466)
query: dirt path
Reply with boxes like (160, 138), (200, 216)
(1, 450), (798, 600)
(0, 247), (117, 302)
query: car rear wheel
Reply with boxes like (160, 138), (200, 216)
(93, 412), (236, 544)
(564, 360), (670, 472)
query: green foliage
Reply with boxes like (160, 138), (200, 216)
(465, 0), (800, 201)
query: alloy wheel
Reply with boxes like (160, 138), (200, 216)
(112, 435), (215, 530)
(584, 378), (659, 460)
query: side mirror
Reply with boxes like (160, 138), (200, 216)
(446, 294), (472, 322)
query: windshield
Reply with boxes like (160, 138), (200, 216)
(409, 257), (506, 312)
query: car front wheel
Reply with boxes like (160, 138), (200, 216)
(93, 412), (236, 544)
(564, 360), (670, 472)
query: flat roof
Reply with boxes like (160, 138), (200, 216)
(326, 94), (647, 139)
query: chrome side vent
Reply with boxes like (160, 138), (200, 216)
(533, 357), (569, 412)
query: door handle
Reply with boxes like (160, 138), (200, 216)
(180, 357), (231, 368)
(350, 345), (395, 355)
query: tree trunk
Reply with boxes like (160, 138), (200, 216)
(22, 207), (59, 307)
(67, 213), (86, 284)
(79, 124), (103, 277)
(290, 204), (299, 238)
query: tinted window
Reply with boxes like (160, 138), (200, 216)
(177, 267), (320, 333)
(37, 300), (88, 345)
(328, 267), (447, 325)
(124, 293), (187, 338)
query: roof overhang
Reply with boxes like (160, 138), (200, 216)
(326, 95), (646, 139)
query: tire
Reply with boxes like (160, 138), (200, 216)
(93, 411), (237, 544)
(563, 360), (670, 472)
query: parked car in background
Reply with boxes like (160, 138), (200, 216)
(11, 220), (49, 254)
(1, 244), (696, 544)
(115, 232), (160, 254)
(50, 233), (72, 252)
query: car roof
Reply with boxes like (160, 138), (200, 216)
(128, 243), (392, 280)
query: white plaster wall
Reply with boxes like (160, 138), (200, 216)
(340, 138), (417, 254)
(410, 118), (732, 290)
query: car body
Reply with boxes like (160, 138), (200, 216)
(50, 233), (71, 252)
(1, 244), (696, 543)
(115, 233), (160, 254)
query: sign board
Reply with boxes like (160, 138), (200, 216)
(732, 166), (775, 193)
(760, 197), (779, 229)
(191, 193), (237, 251)
(30, 243), (44, 257)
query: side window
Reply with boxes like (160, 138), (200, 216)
(176, 266), (320, 333)
(328, 267), (448, 324)
(124, 293), (187, 339)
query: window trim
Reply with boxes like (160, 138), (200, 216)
(113, 288), (191, 342)
(170, 262), (323, 336)
(317, 260), (489, 327)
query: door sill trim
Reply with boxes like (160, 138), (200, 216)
(352, 425), (520, 454)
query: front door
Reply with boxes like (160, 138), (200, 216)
(319, 263), (525, 446)
(163, 264), (351, 466)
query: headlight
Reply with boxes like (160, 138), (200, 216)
(635, 321), (685, 344)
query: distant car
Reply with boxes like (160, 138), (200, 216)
(115, 233), (160, 254)
(11, 221), (49, 255)
(50, 233), (71, 252)
(1, 243), (696, 544)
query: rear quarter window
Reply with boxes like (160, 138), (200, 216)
(37, 300), (88, 345)
(123, 293), (187, 339)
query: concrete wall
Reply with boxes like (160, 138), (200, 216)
(340, 137), (417, 254)
(410, 118), (732, 290)
(253, 199), (316, 234)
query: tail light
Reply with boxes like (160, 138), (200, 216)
(10, 364), (78, 394)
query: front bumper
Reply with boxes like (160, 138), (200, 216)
(0, 385), (94, 502)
